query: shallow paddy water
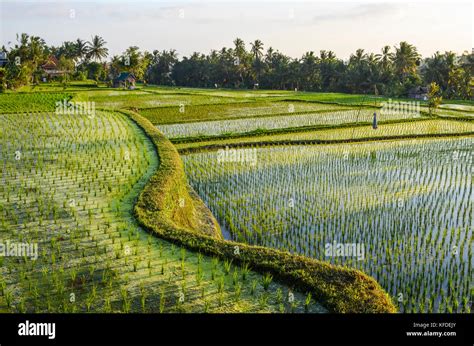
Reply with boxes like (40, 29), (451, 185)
(182, 137), (473, 313)
(0, 111), (325, 313)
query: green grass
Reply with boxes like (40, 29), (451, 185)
(182, 138), (473, 313)
(72, 90), (244, 110)
(6, 85), (471, 314)
(0, 92), (72, 113)
(0, 110), (323, 313)
(141, 102), (371, 127)
(13, 80), (105, 92)
(127, 109), (396, 313)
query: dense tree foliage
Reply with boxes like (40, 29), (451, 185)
(1, 33), (472, 99)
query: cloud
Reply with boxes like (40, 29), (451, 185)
(312, 3), (400, 24)
(1, 2), (182, 21)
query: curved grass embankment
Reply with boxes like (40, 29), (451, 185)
(123, 109), (397, 313)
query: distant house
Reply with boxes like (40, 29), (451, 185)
(113, 72), (136, 88)
(0, 52), (8, 67)
(41, 55), (67, 79)
(408, 86), (428, 100)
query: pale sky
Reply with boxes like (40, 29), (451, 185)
(1, 0), (472, 59)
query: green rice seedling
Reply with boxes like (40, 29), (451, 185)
(211, 267), (216, 281)
(183, 137), (473, 312)
(279, 303), (285, 313)
(462, 297), (470, 313)
(87, 264), (95, 277)
(217, 277), (225, 294)
(223, 259), (232, 275)
(85, 296), (94, 312)
(0, 279), (6, 296)
(261, 273), (273, 291)
(276, 288), (283, 305)
(4, 289), (13, 308)
(18, 297), (27, 313)
(211, 257), (219, 270)
(218, 292), (225, 307)
(121, 289), (131, 313)
(241, 263), (250, 281)
(290, 299), (299, 313)
(140, 286), (147, 313)
(258, 293), (269, 310)
(196, 270), (203, 286)
(232, 270), (239, 286)
(204, 299), (211, 313)
(159, 289), (166, 313)
(0, 107), (319, 314)
(250, 280), (258, 296)
(104, 297), (112, 313)
(133, 259), (139, 272)
(304, 293), (312, 312)
(234, 283), (242, 302)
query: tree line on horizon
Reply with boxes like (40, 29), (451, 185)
(1, 33), (472, 99)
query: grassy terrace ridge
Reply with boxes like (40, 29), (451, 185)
(177, 132), (474, 154)
(137, 101), (360, 125)
(124, 109), (397, 313)
(168, 117), (432, 144)
(173, 118), (474, 152)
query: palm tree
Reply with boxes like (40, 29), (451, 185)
(265, 47), (275, 63)
(300, 51), (320, 90)
(422, 51), (457, 91)
(250, 40), (264, 61)
(326, 51), (336, 60)
(86, 35), (108, 61)
(233, 38), (246, 57)
(376, 46), (393, 70)
(350, 49), (367, 65)
(392, 41), (420, 78)
(74, 39), (88, 63)
(233, 38), (248, 87)
(250, 40), (264, 83)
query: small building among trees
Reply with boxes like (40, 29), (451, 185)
(41, 55), (66, 78)
(112, 72), (136, 88)
(0, 52), (8, 67)
(408, 86), (428, 100)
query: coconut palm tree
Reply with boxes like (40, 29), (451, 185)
(392, 41), (420, 78)
(74, 39), (88, 63)
(376, 46), (393, 71)
(86, 35), (109, 62)
(233, 38), (246, 58)
(350, 49), (367, 65)
(250, 40), (264, 61)
(250, 40), (264, 83)
(233, 38), (248, 87)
